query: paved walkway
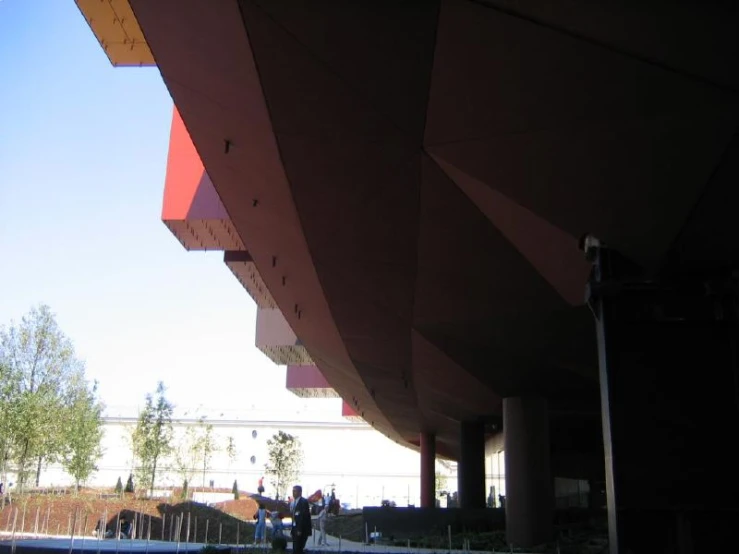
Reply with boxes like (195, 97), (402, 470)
(1, 532), (525, 554)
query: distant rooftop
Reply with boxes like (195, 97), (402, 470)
(103, 399), (354, 425)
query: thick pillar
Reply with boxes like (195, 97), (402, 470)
(503, 396), (553, 547)
(458, 420), (485, 509)
(420, 432), (435, 508)
(588, 246), (739, 553)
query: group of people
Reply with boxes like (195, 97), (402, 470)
(254, 484), (333, 554)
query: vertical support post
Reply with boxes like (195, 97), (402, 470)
(420, 432), (436, 508)
(458, 420), (485, 509)
(503, 396), (552, 547)
(586, 242), (739, 553)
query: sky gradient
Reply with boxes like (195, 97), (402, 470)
(0, 0), (341, 420)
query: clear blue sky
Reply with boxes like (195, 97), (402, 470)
(0, 0), (340, 419)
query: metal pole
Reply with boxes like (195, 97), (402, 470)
(96, 515), (103, 554)
(69, 509), (77, 554)
(145, 515), (151, 554)
(176, 515), (182, 549)
(10, 507), (18, 541)
(115, 511), (121, 554)
(81, 514), (88, 551)
(176, 516), (182, 554)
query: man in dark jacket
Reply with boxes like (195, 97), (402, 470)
(290, 485), (312, 554)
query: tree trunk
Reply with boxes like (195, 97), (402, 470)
(35, 455), (43, 487)
(18, 438), (30, 491)
(0, 449), (8, 485)
(151, 456), (158, 498)
(202, 457), (207, 491)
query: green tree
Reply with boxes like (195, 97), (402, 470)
(435, 459), (454, 498)
(0, 305), (86, 490)
(194, 417), (218, 490)
(264, 431), (303, 500)
(125, 473), (135, 493)
(132, 382), (173, 497)
(232, 479), (239, 500)
(434, 471), (447, 496)
(226, 435), (237, 476)
(171, 425), (199, 491)
(62, 377), (105, 490)
(115, 477), (123, 494)
(0, 360), (19, 486)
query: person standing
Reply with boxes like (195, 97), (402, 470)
(316, 495), (329, 546)
(290, 485), (312, 554)
(254, 503), (267, 545)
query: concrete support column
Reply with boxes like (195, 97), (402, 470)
(420, 432), (436, 508)
(503, 396), (553, 548)
(458, 420), (485, 509)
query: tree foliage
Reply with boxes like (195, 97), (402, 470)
(125, 473), (135, 493)
(132, 382), (173, 497)
(171, 425), (200, 488)
(62, 377), (105, 490)
(226, 435), (237, 474)
(171, 415), (218, 493)
(435, 459), (454, 497)
(194, 417), (218, 490)
(0, 305), (103, 490)
(264, 431), (303, 500)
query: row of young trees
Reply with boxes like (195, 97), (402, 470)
(129, 382), (231, 497)
(129, 383), (304, 500)
(0, 305), (305, 497)
(0, 305), (104, 491)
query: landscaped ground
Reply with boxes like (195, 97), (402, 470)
(0, 488), (260, 545)
(1, 490), (608, 553)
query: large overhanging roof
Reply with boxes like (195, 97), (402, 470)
(115, 0), (738, 457)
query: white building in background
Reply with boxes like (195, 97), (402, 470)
(36, 403), (459, 509)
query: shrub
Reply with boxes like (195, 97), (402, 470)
(124, 473), (135, 493)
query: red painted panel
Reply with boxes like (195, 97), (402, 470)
(162, 107), (204, 219)
(162, 108), (229, 221)
(286, 364), (331, 389)
(342, 401), (359, 418)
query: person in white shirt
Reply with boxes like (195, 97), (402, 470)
(316, 495), (329, 546)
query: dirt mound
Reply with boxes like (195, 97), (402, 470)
(0, 490), (258, 545)
(212, 497), (259, 521)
